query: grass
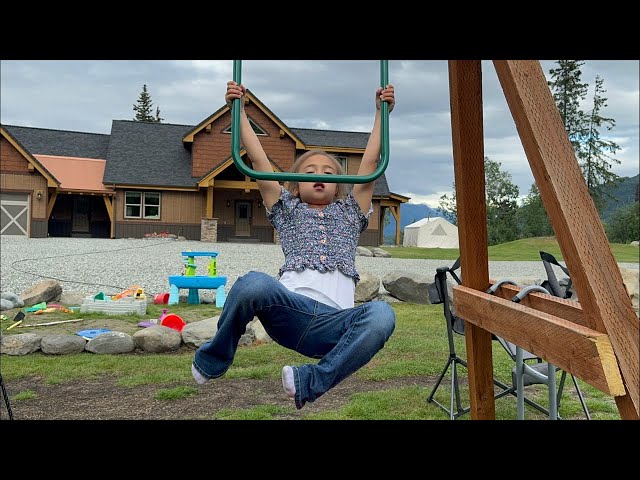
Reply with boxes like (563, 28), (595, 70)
(3, 303), (621, 420)
(380, 236), (639, 263)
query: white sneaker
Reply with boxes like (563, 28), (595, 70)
(192, 364), (209, 385)
(281, 366), (296, 398)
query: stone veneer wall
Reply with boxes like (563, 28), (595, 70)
(201, 218), (218, 242)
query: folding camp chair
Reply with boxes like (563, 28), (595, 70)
(426, 259), (523, 419)
(427, 257), (590, 419)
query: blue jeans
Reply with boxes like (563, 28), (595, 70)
(193, 271), (396, 409)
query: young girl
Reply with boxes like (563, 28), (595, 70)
(192, 80), (396, 410)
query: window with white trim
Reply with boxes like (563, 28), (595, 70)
(125, 191), (161, 219)
(335, 155), (348, 172)
(223, 118), (268, 136)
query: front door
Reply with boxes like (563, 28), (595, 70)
(235, 201), (251, 237)
(72, 196), (90, 233)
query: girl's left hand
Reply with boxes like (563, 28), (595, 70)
(376, 84), (395, 113)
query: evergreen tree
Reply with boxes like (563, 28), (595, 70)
(605, 201), (639, 244)
(548, 60), (589, 159)
(517, 184), (554, 238)
(133, 84), (163, 122)
(582, 75), (621, 212)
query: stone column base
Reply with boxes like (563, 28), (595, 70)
(201, 218), (218, 242)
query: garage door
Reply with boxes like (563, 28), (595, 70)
(0, 192), (30, 236)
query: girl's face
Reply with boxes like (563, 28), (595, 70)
(296, 154), (339, 208)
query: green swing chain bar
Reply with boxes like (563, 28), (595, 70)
(231, 60), (390, 184)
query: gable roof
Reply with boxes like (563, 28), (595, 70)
(5, 116), (399, 196)
(182, 90), (306, 148)
(102, 120), (197, 188)
(290, 128), (370, 150)
(3, 124), (110, 159)
(0, 126), (59, 187)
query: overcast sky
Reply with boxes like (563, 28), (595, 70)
(1, 60), (638, 207)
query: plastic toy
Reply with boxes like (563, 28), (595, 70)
(168, 251), (227, 305)
(160, 313), (186, 332)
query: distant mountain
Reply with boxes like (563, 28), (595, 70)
(601, 174), (639, 223)
(383, 203), (444, 242)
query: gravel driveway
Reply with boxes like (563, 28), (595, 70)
(1, 236), (637, 298)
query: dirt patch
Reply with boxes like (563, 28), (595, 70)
(1, 373), (435, 420)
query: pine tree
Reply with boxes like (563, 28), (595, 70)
(133, 84), (163, 122)
(517, 184), (553, 238)
(582, 75), (621, 212)
(547, 61), (589, 159)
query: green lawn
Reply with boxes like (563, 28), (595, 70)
(380, 236), (639, 263)
(2, 303), (619, 420)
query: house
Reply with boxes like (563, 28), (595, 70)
(1, 90), (409, 245)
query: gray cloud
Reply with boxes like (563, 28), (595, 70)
(1, 59), (637, 206)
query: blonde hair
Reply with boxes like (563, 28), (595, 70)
(284, 149), (350, 200)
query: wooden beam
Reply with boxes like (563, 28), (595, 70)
(493, 60), (639, 416)
(102, 195), (113, 222)
(206, 185), (213, 218)
(391, 206), (401, 245)
(454, 285), (625, 397)
(214, 180), (260, 190)
(449, 60), (494, 420)
(46, 191), (58, 219)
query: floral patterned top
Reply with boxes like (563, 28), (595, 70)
(267, 186), (373, 284)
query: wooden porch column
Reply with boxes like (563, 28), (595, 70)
(448, 60), (495, 419)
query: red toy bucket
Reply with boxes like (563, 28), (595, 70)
(154, 293), (170, 304)
(160, 313), (186, 332)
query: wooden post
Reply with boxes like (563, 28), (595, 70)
(448, 60), (495, 419)
(493, 60), (639, 417)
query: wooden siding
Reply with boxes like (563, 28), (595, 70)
(115, 189), (204, 223)
(31, 219), (47, 238)
(0, 137), (31, 173)
(0, 172), (48, 220)
(191, 103), (297, 178)
(359, 229), (379, 246)
(116, 222), (201, 240)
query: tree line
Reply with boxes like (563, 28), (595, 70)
(437, 60), (639, 245)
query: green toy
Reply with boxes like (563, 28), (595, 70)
(184, 255), (197, 276)
(207, 257), (217, 277)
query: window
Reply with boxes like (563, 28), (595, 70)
(125, 191), (161, 219)
(223, 118), (268, 136)
(335, 155), (348, 172)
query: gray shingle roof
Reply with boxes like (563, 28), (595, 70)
(102, 120), (197, 188)
(290, 128), (370, 149)
(3, 124), (110, 159)
(5, 121), (393, 196)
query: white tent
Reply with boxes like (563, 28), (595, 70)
(402, 216), (459, 248)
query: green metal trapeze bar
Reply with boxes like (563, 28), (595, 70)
(231, 60), (390, 184)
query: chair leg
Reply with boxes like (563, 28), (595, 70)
(427, 355), (469, 419)
(571, 374), (592, 420)
(547, 363), (558, 420)
(427, 356), (454, 404)
(516, 347), (525, 420)
(0, 374), (13, 421)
